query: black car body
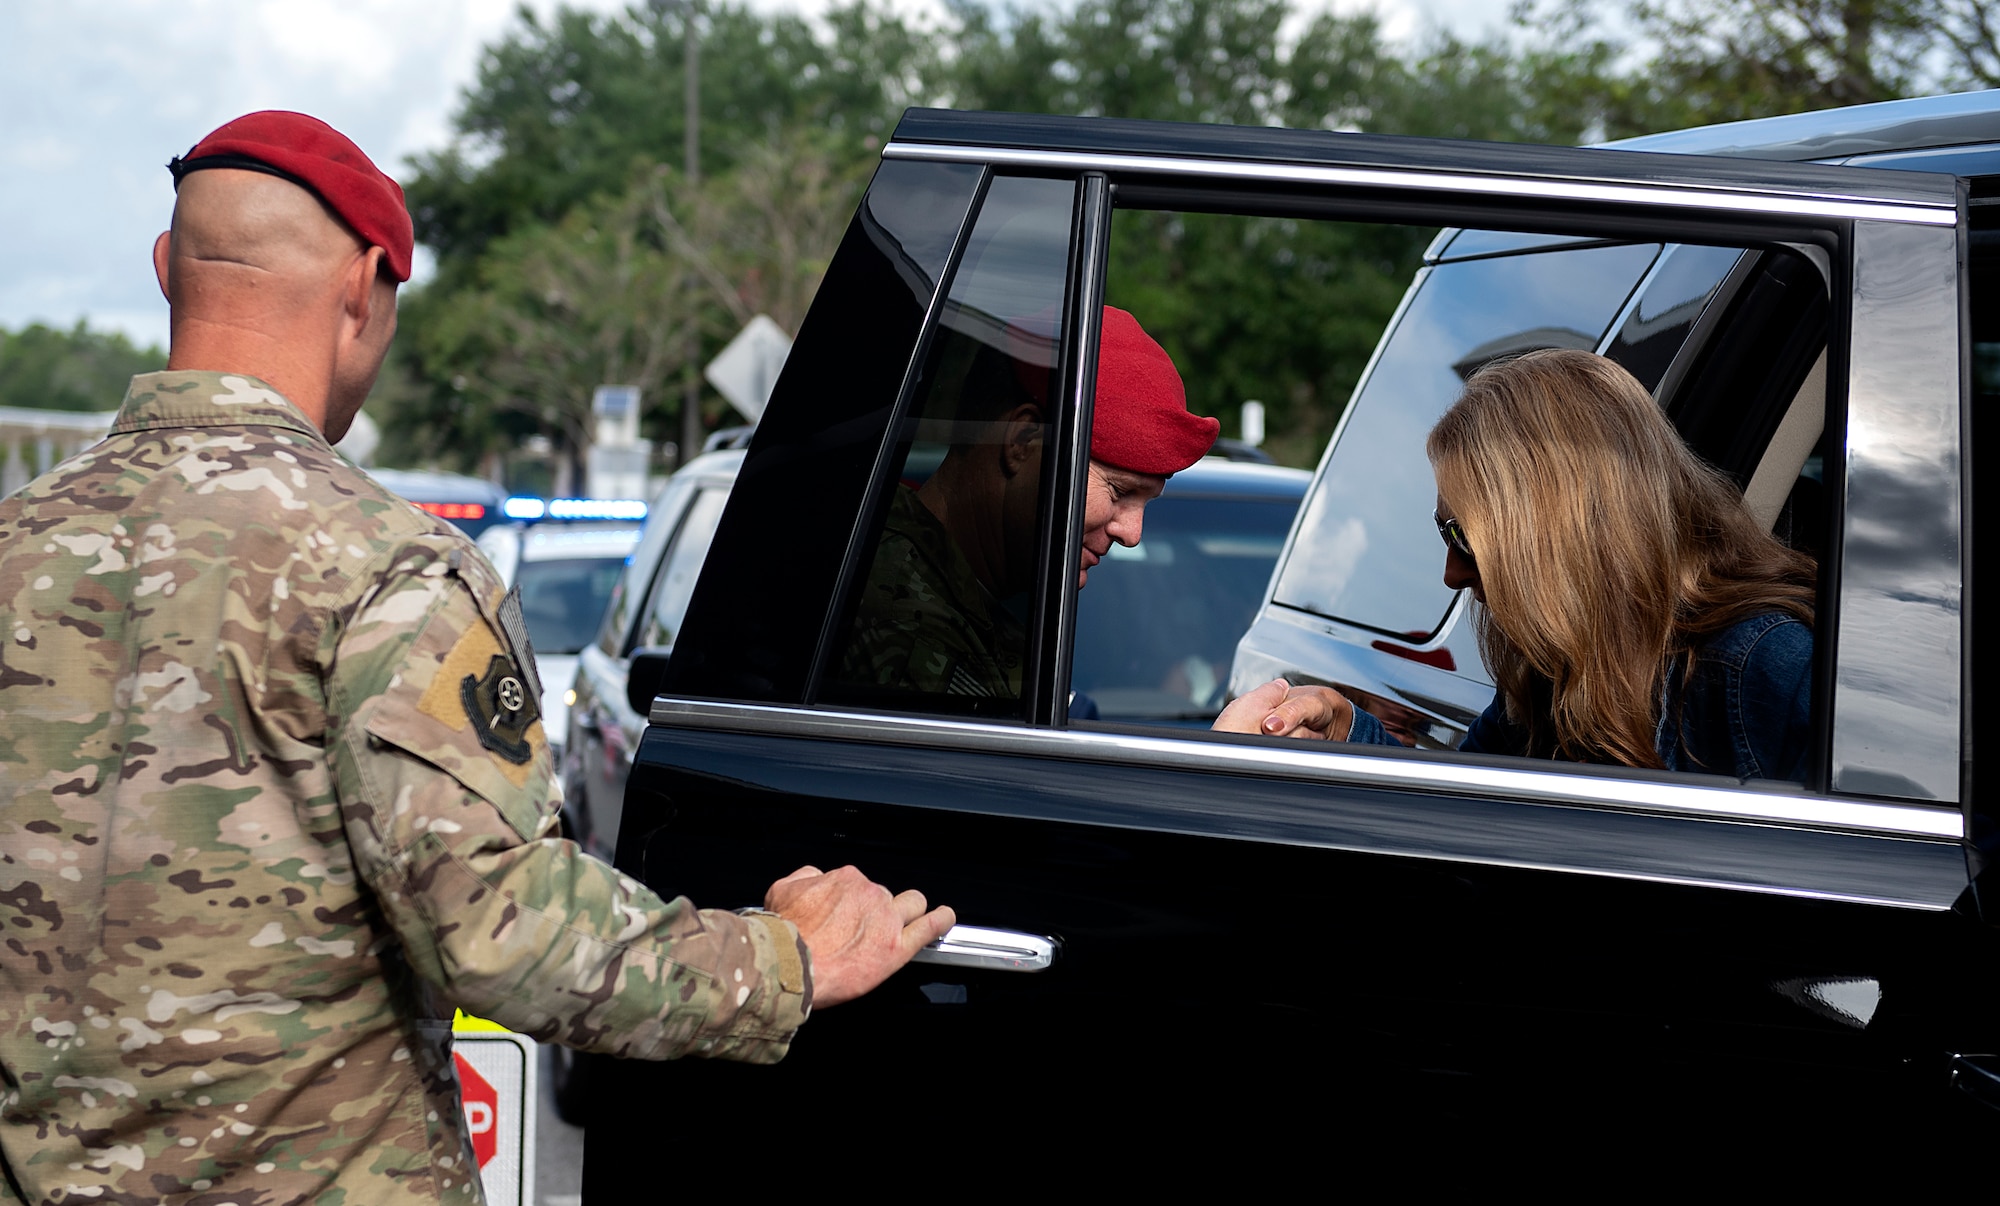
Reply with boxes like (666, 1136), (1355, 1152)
(586, 94), (2000, 1163)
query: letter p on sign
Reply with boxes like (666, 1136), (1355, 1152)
(455, 1052), (500, 1167)
(451, 1030), (538, 1204)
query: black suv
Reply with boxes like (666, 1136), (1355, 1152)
(586, 94), (1999, 1163)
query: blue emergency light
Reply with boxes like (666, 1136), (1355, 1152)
(502, 496), (648, 522)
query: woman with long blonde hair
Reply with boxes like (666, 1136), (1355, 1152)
(1218, 348), (1817, 782)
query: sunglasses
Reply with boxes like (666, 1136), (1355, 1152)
(1433, 511), (1475, 562)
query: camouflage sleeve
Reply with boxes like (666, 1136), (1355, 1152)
(325, 541), (811, 1062)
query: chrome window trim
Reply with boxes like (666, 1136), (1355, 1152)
(650, 698), (1962, 840)
(880, 143), (1957, 228)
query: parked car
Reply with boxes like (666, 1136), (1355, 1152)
(1071, 458), (1309, 724)
(362, 466), (510, 539)
(562, 450), (744, 863)
(474, 518), (641, 770)
(587, 94), (2000, 1169)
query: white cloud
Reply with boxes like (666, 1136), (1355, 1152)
(0, 0), (1509, 354)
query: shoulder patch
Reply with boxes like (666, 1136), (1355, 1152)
(417, 620), (543, 768)
(461, 653), (542, 765)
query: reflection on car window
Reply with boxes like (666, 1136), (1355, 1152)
(1072, 490), (1303, 723)
(519, 557), (627, 655)
(1603, 243), (1743, 391)
(1272, 241), (1660, 638)
(820, 175), (1078, 716)
(640, 488), (729, 651)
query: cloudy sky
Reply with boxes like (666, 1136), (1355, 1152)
(0, 0), (1515, 352)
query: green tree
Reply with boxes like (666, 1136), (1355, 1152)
(389, 179), (693, 484)
(384, 134), (866, 480)
(1105, 211), (1429, 466)
(0, 321), (165, 413)
(398, 0), (1999, 473)
(1513, 0), (1999, 134)
(405, 1), (929, 277)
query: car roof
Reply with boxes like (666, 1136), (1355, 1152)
(1164, 457), (1312, 500)
(887, 108), (1955, 206)
(1602, 88), (2000, 163)
(668, 447), (746, 487)
(517, 522), (642, 562)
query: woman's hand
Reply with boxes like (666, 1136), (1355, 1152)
(1213, 678), (1355, 741)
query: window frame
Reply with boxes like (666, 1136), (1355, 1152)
(868, 133), (1966, 820)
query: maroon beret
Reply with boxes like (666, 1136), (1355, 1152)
(169, 111), (414, 282)
(1090, 306), (1218, 476)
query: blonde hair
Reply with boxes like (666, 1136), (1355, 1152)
(1428, 349), (1815, 768)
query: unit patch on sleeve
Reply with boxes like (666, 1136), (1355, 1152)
(461, 652), (542, 765)
(416, 617), (545, 770)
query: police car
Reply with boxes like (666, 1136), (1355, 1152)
(474, 499), (644, 771)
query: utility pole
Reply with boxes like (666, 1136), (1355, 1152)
(679, 0), (702, 467)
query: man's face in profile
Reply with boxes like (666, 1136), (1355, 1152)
(1078, 460), (1165, 588)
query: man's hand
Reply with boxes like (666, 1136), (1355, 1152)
(1212, 677), (1354, 741)
(765, 865), (956, 1009)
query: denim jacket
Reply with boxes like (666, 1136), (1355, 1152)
(1348, 612), (1813, 784)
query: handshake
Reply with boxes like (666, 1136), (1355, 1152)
(1211, 678), (1357, 742)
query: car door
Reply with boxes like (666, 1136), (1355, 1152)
(588, 114), (1992, 1170)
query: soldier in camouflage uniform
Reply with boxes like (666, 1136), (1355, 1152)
(0, 112), (952, 1206)
(837, 308), (1218, 702)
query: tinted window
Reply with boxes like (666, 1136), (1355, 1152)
(1272, 242), (1660, 638)
(1435, 229), (1609, 260)
(1072, 490), (1303, 724)
(661, 160), (982, 703)
(819, 175), (1078, 716)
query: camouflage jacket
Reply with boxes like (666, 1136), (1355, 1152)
(0, 373), (811, 1205)
(837, 485), (1026, 699)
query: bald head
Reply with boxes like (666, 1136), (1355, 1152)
(155, 169), (398, 441)
(165, 169), (368, 296)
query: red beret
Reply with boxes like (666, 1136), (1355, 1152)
(1090, 306), (1218, 476)
(170, 111), (414, 282)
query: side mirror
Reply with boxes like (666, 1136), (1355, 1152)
(625, 646), (675, 718)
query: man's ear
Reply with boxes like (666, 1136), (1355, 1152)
(152, 232), (172, 302)
(341, 247), (387, 329)
(1000, 403), (1045, 476)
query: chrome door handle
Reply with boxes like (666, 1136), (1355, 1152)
(911, 925), (1056, 972)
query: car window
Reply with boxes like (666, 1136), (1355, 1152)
(1098, 202), (1854, 787)
(518, 556), (628, 656)
(1272, 241), (1661, 639)
(817, 174), (1079, 717)
(598, 477), (695, 656)
(637, 487), (729, 652)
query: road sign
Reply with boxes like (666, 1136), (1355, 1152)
(453, 1031), (538, 1205)
(704, 314), (793, 422)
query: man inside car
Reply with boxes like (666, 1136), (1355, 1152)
(838, 305), (1219, 699)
